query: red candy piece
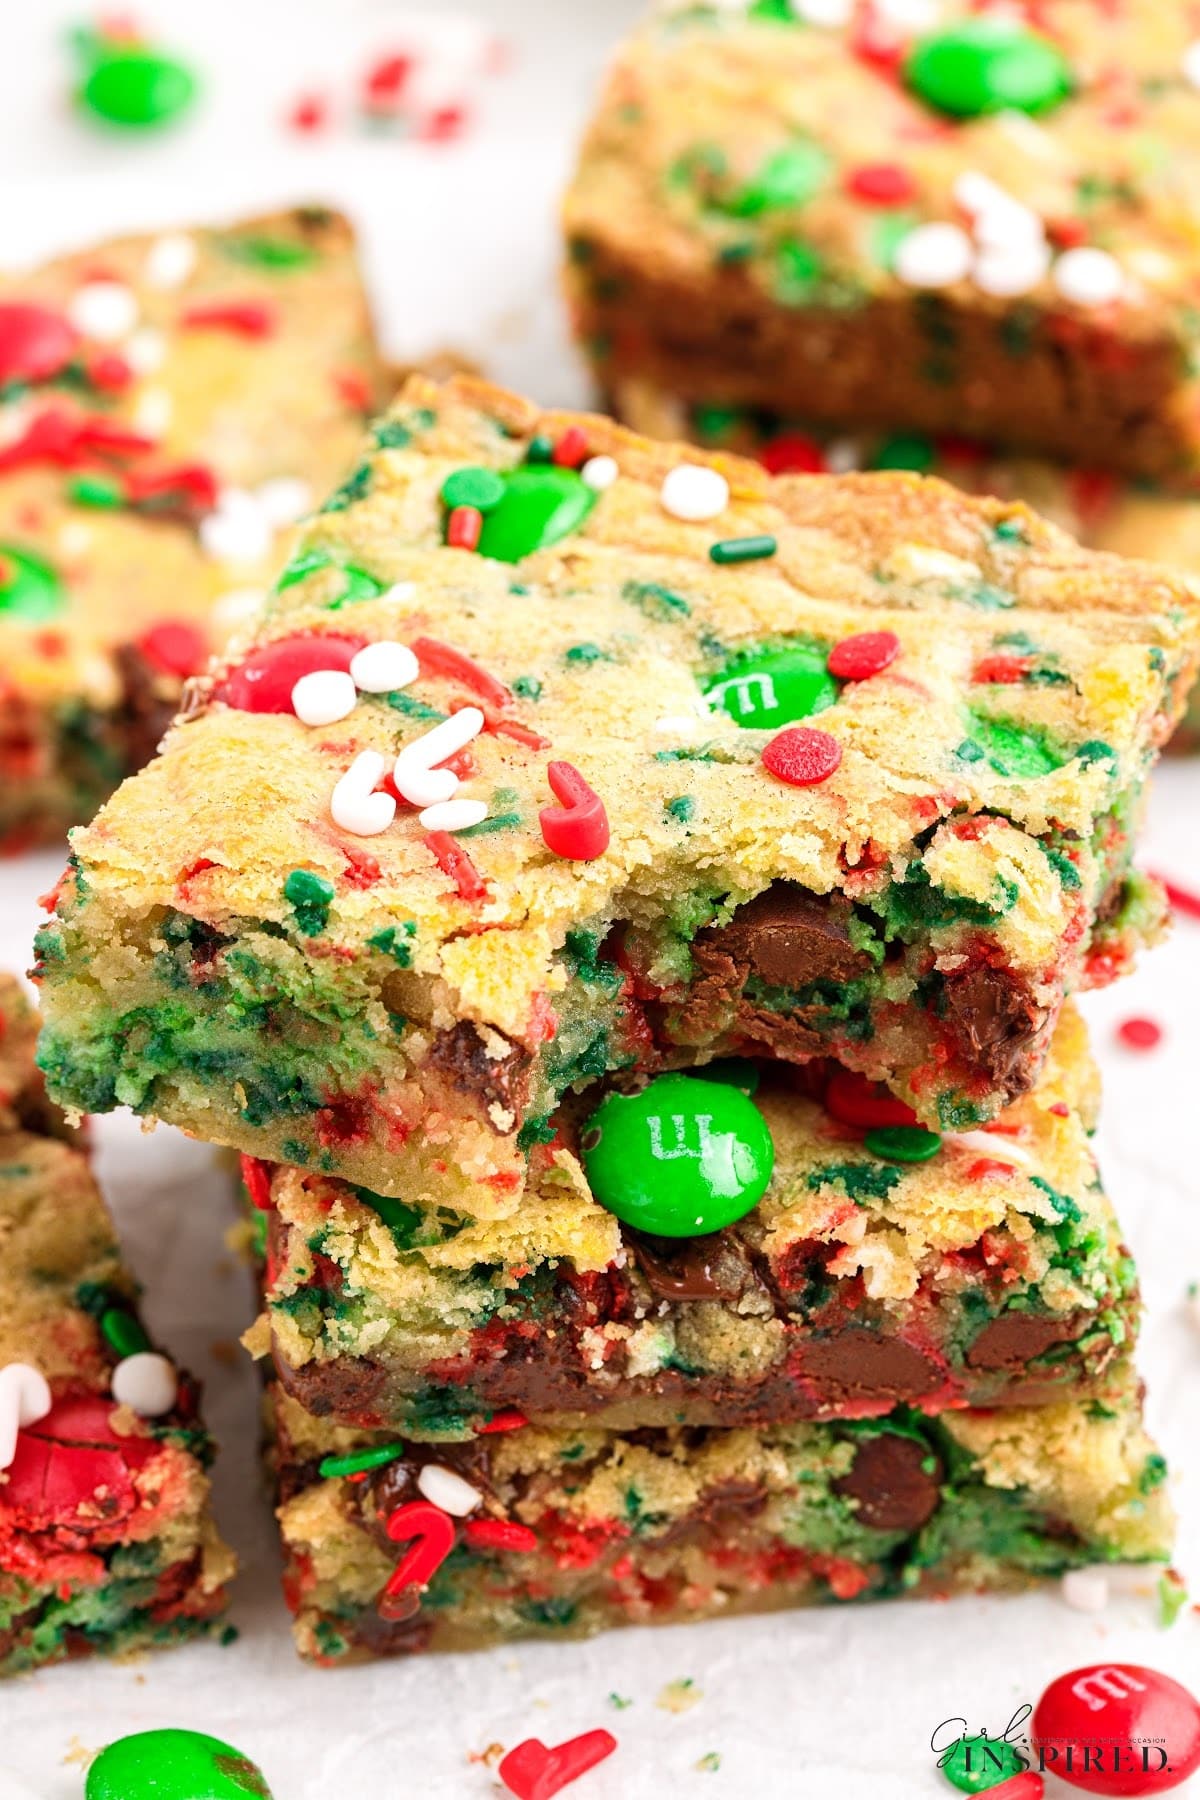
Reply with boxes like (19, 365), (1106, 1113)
(423, 831), (488, 902)
(1117, 1017), (1163, 1052)
(972, 652), (1031, 685)
(477, 1409), (528, 1434)
(845, 162), (916, 205)
(1032, 1665), (1200, 1796)
(989, 1779), (1045, 1800)
(539, 761), (610, 860)
(0, 303), (79, 387)
(827, 630), (900, 681)
(759, 432), (825, 475)
(379, 1500), (456, 1620)
(553, 426), (589, 469)
(499, 1731), (617, 1800)
(216, 633), (364, 712)
(1156, 874), (1200, 922)
(412, 635), (512, 708)
(240, 1153), (275, 1212)
(761, 726), (842, 786)
(85, 351), (134, 393)
(181, 300), (276, 339)
(135, 620), (209, 679)
(125, 462), (220, 514)
(447, 505), (483, 551)
(824, 1067), (918, 1130)
(464, 1518), (538, 1553)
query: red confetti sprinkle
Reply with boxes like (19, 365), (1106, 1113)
(0, 406), (155, 475)
(1116, 1017), (1162, 1051)
(539, 761), (610, 860)
(423, 830), (488, 902)
(362, 52), (413, 106)
(845, 162), (916, 205)
(477, 1409), (527, 1435)
(1156, 874), (1200, 921)
(966, 1157), (1019, 1181)
(447, 504), (483, 551)
(762, 726), (842, 787)
(217, 633), (365, 712)
(824, 1067), (917, 1130)
(240, 1154), (275, 1213)
(972, 653), (1031, 685)
(412, 635), (511, 709)
(464, 1518), (538, 1553)
(135, 619), (209, 678)
(827, 630), (900, 682)
(378, 1501), (456, 1620)
(499, 1731), (618, 1800)
(125, 461), (220, 515)
(181, 300), (276, 339)
(553, 426), (589, 469)
(0, 303), (79, 387)
(85, 350), (134, 393)
(287, 93), (329, 133)
(418, 104), (469, 143)
(333, 367), (372, 412)
(759, 432), (825, 475)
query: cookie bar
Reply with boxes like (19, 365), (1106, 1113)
(0, 205), (385, 847)
(564, 1), (1200, 482)
(270, 1369), (1172, 1661)
(34, 376), (1200, 1214)
(252, 1006), (1138, 1435)
(0, 984), (234, 1677)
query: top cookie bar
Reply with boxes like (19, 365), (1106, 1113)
(34, 376), (1200, 1212)
(565, 0), (1200, 480)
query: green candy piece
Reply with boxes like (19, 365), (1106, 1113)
(440, 466), (507, 513)
(284, 868), (335, 935)
(86, 1729), (272, 1800)
(580, 1073), (775, 1238)
(476, 467), (597, 564)
(870, 434), (935, 474)
(319, 1442), (406, 1479)
(729, 141), (830, 216)
(941, 1734), (1027, 1793)
(906, 20), (1071, 119)
(80, 48), (198, 129)
(0, 544), (64, 622)
(101, 1307), (150, 1357)
(864, 1125), (942, 1164)
(704, 644), (837, 730)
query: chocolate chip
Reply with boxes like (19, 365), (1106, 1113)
(965, 1309), (1082, 1372)
(834, 1432), (942, 1533)
(701, 883), (870, 991)
(794, 1329), (943, 1404)
(629, 1230), (758, 1302)
(941, 964), (1047, 1088)
(426, 1020), (533, 1126)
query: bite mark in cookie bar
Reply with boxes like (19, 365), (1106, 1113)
(34, 377), (1200, 1211)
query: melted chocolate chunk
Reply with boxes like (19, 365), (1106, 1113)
(794, 1330), (942, 1404)
(701, 884), (870, 990)
(426, 1020), (533, 1125)
(630, 1230), (758, 1302)
(112, 642), (179, 770)
(834, 1432), (942, 1533)
(965, 1310), (1083, 1372)
(941, 964), (1046, 1089)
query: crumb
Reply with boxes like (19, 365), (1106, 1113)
(62, 1738), (92, 1767)
(657, 1677), (702, 1714)
(209, 1339), (240, 1367)
(608, 1692), (633, 1711)
(469, 1743), (506, 1769)
(696, 1752), (722, 1773)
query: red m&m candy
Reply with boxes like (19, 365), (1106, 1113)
(0, 303), (79, 387)
(1032, 1665), (1200, 1795)
(216, 632), (365, 712)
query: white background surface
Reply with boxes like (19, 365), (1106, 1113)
(0, 3), (1198, 1796)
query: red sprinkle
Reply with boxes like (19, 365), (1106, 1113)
(362, 53), (413, 106)
(539, 761), (610, 860)
(824, 1068), (918, 1130)
(287, 92), (329, 133)
(333, 367), (372, 412)
(1116, 1016), (1162, 1051)
(447, 505), (483, 551)
(845, 162), (916, 205)
(217, 633), (364, 712)
(762, 726), (842, 787)
(477, 1409), (528, 1435)
(465, 1518), (539, 1553)
(124, 461), (220, 514)
(379, 1501), (456, 1619)
(240, 1155), (275, 1213)
(85, 350), (134, 393)
(412, 635), (512, 709)
(424, 831), (488, 902)
(759, 432), (825, 475)
(967, 1157), (1019, 1181)
(827, 630), (900, 682)
(0, 303), (79, 386)
(1156, 874), (1200, 921)
(418, 104), (469, 143)
(135, 620), (209, 679)
(972, 653), (1031, 685)
(499, 1731), (618, 1800)
(553, 426), (589, 469)
(181, 300), (276, 339)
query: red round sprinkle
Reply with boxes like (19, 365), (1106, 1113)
(761, 726), (842, 787)
(419, 104), (469, 143)
(287, 92), (328, 133)
(972, 652), (1030, 685)
(240, 1154), (275, 1213)
(181, 300), (276, 339)
(464, 1517), (538, 1553)
(824, 1067), (918, 1130)
(499, 1731), (618, 1800)
(540, 760), (610, 860)
(217, 633), (364, 712)
(447, 504), (483, 551)
(1032, 1664), (1200, 1796)
(759, 432), (825, 475)
(827, 630), (900, 682)
(136, 620), (209, 679)
(1116, 1017), (1162, 1052)
(0, 303), (79, 387)
(553, 426), (589, 469)
(845, 162), (916, 205)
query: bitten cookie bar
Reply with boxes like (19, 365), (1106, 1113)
(0, 205), (385, 847)
(34, 377), (1200, 1212)
(270, 1369), (1172, 1661)
(565, 1), (1200, 482)
(0, 980), (234, 1677)
(251, 1006), (1138, 1435)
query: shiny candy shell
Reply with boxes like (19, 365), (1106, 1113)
(475, 466), (597, 563)
(1032, 1665), (1200, 1796)
(86, 1729), (273, 1800)
(906, 20), (1072, 119)
(0, 302), (79, 385)
(79, 48), (199, 129)
(580, 1073), (775, 1238)
(705, 644), (838, 730)
(0, 545), (65, 622)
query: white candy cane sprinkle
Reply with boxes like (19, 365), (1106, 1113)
(291, 668), (358, 726)
(68, 280), (139, 343)
(350, 641), (419, 694)
(660, 462), (730, 522)
(418, 797), (488, 832)
(1053, 246), (1125, 308)
(946, 1131), (1032, 1165)
(1061, 1568), (1110, 1614)
(581, 455), (619, 492)
(143, 232), (198, 289)
(0, 1362), (52, 1469)
(417, 1464), (482, 1515)
(111, 1352), (178, 1418)
(394, 706), (483, 808)
(331, 751), (396, 837)
(893, 222), (973, 290)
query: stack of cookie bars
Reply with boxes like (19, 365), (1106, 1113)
(32, 362), (1196, 1660)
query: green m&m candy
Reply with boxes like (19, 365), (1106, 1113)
(580, 1073), (775, 1238)
(0, 544), (64, 622)
(704, 644), (837, 731)
(86, 1729), (272, 1800)
(940, 1733), (1027, 1793)
(905, 20), (1072, 119)
(476, 467), (597, 563)
(78, 45), (199, 129)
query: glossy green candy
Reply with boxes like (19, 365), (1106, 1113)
(580, 1073), (775, 1238)
(86, 1729), (272, 1800)
(906, 20), (1071, 119)
(0, 545), (64, 622)
(864, 1125), (942, 1164)
(704, 644), (837, 730)
(440, 466), (506, 513)
(940, 1733), (1026, 1792)
(79, 47), (198, 128)
(476, 467), (597, 563)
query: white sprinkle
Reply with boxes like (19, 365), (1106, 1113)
(291, 668), (358, 727)
(199, 490), (274, 566)
(893, 222), (973, 290)
(581, 454), (619, 492)
(973, 238), (1051, 297)
(419, 797), (488, 832)
(1053, 246), (1125, 309)
(394, 706), (483, 808)
(132, 386), (173, 438)
(124, 326), (168, 375)
(111, 1352), (178, 1418)
(417, 1464), (482, 1515)
(660, 462), (730, 522)
(56, 520), (93, 561)
(211, 586), (266, 633)
(68, 279), (139, 343)
(0, 1362), (52, 1470)
(793, 0), (852, 23)
(1061, 1568), (1110, 1614)
(350, 641), (419, 694)
(331, 751), (397, 837)
(143, 231), (198, 289)
(946, 1130), (1032, 1165)
(256, 477), (314, 528)
(382, 581), (418, 606)
(954, 172), (1043, 245)
(824, 437), (862, 473)
(1183, 40), (1200, 89)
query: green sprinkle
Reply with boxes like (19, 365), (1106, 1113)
(67, 473), (124, 509)
(709, 534), (777, 565)
(440, 466), (506, 513)
(284, 868), (335, 936)
(565, 643), (610, 665)
(665, 795), (695, 824)
(368, 922), (416, 966)
(319, 1443), (406, 1479)
(1158, 1570), (1188, 1629)
(101, 1308), (151, 1357)
(512, 674), (542, 700)
(525, 433), (555, 464)
(864, 1125), (942, 1163)
(222, 234), (316, 270)
(321, 462), (373, 515)
(608, 1693), (634, 1711)
(870, 434), (935, 473)
(374, 419), (412, 450)
(696, 1754), (722, 1775)
(992, 515), (1028, 545)
(728, 141), (830, 216)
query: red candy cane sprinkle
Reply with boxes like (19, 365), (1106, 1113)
(181, 300), (276, 338)
(378, 1501), (456, 1621)
(447, 505), (483, 551)
(540, 761), (610, 860)
(465, 1518), (539, 1554)
(412, 635), (512, 709)
(827, 631), (900, 682)
(1117, 1016), (1163, 1051)
(423, 830), (488, 902)
(972, 652), (1031, 685)
(499, 1731), (618, 1800)
(762, 726), (842, 787)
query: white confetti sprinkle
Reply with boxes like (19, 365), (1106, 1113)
(1183, 40), (1200, 89)
(1061, 1568), (1110, 1614)
(124, 326), (168, 375)
(581, 454), (619, 492)
(973, 237), (1051, 297)
(382, 581), (418, 606)
(199, 490), (274, 566)
(0, 1362), (51, 1470)
(291, 668), (358, 727)
(1053, 246), (1125, 308)
(111, 1352), (178, 1418)
(661, 462), (729, 522)
(824, 437), (862, 473)
(417, 1464), (482, 1515)
(68, 280), (139, 343)
(945, 1130), (1032, 1165)
(256, 477), (314, 528)
(893, 222), (973, 289)
(350, 641), (419, 694)
(331, 751), (396, 837)
(143, 231), (198, 289)
(394, 706), (484, 808)
(418, 797), (489, 832)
